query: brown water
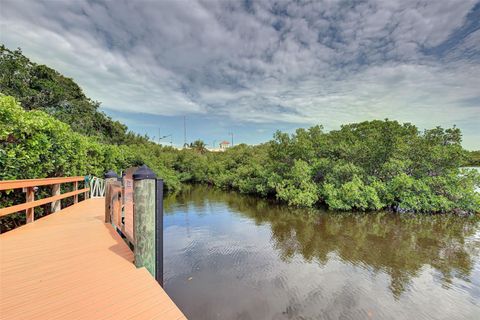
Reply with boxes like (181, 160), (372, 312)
(163, 185), (480, 320)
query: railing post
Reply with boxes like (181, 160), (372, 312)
(122, 169), (136, 243)
(104, 170), (119, 223)
(24, 187), (34, 223)
(84, 176), (89, 199)
(133, 165), (158, 280)
(73, 181), (79, 204)
(51, 183), (61, 213)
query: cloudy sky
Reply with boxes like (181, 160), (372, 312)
(1, 0), (479, 149)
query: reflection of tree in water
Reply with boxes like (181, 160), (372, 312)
(165, 185), (480, 298)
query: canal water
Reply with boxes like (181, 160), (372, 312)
(163, 185), (480, 320)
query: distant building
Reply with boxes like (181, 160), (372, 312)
(219, 140), (230, 150)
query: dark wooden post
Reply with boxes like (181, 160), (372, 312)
(133, 165), (159, 281)
(104, 170), (119, 223)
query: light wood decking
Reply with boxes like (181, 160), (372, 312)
(0, 198), (186, 320)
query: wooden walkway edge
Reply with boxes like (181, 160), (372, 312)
(0, 198), (186, 320)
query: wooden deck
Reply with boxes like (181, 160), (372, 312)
(0, 198), (186, 320)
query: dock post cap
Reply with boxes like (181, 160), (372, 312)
(104, 170), (119, 179)
(133, 165), (157, 180)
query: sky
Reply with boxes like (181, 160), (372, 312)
(1, 0), (479, 149)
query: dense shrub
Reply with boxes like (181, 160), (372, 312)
(0, 95), (180, 190)
(174, 121), (480, 214)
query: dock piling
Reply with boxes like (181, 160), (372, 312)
(133, 165), (159, 281)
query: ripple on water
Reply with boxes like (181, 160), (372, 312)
(163, 186), (480, 320)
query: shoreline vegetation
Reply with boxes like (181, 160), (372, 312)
(1, 45), (479, 229)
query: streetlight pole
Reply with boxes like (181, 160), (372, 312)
(159, 134), (172, 146)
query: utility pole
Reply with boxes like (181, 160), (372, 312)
(183, 116), (187, 148)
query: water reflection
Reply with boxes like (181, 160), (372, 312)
(164, 185), (480, 320)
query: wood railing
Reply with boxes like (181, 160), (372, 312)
(104, 165), (164, 286)
(0, 176), (90, 223)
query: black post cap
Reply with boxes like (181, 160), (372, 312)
(133, 164), (157, 180)
(104, 170), (119, 178)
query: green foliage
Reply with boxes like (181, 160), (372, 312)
(1, 95), (98, 178)
(275, 160), (319, 207)
(322, 176), (385, 211)
(172, 119), (479, 214)
(466, 150), (480, 166)
(0, 95), (180, 191)
(1, 45), (478, 215)
(0, 45), (145, 145)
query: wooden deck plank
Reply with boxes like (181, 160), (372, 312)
(0, 198), (186, 320)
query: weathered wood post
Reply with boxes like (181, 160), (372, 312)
(24, 187), (35, 223)
(51, 183), (61, 213)
(104, 170), (119, 223)
(133, 165), (163, 286)
(73, 181), (79, 204)
(122, 168), (136, 244)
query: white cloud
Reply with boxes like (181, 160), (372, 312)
(0, 0), (478, 147)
